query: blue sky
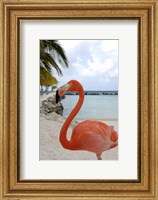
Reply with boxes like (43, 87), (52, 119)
(54, 40), (118, 91)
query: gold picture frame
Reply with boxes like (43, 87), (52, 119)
(0, 0), (158, 199)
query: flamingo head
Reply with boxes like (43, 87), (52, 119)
(56, 80), (83, 103)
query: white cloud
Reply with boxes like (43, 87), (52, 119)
(58, 40), (79, 51)
(82, 58), (113, 77)
(55, 40), (118, 90)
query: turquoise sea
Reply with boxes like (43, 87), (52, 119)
(61, 95), (118, 120)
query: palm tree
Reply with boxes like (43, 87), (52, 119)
(40, 40), (68, 87)
(40, 68), (58, 86)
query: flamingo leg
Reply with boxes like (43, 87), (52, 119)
(97, 155), (102, 160)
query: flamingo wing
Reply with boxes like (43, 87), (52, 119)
(70, 120), (114, 154)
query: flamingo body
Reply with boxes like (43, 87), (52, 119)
(70, 120), (118, 159)
(56, 80), (118, 160)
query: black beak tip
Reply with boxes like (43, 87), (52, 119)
(56, 90), (60, 104)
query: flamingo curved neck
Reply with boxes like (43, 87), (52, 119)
(59, 89), (84, 150)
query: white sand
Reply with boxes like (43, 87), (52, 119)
(40, 94), (118, 160)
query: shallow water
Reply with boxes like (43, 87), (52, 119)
(62, 95), (118, 120)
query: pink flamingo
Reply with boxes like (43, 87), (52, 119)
(56, 80), (118, 160)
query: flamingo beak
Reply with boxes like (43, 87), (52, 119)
(56, 83), (71, 103)
(56, 89), (60, 104)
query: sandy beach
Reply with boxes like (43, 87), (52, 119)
(40, 94), (118, 160)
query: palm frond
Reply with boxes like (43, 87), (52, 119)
(41, 51), (63, 75)
(40, 68), (58, 86)
(47, 40), (69, 67)
(40, 40), (69, 85)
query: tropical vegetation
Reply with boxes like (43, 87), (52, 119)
(40, 40), (68, 90)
